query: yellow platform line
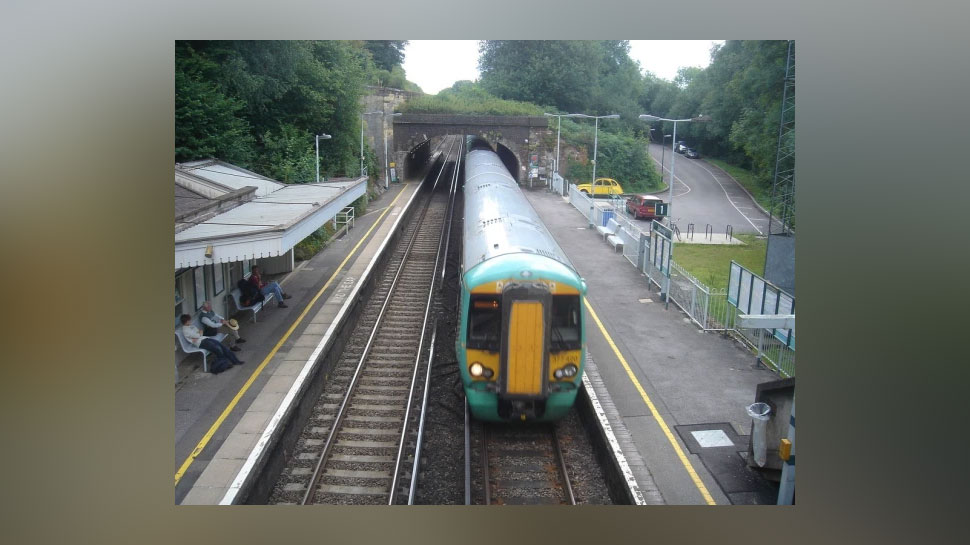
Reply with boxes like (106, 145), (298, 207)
(584, 299), (717, 505)
(175, 186), (409, 486)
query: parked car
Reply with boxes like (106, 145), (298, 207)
(685, 148), (700, 159)
(675, 141), (688, 154)
(576, 177), (624, 197)
(626, 194), (666, 220)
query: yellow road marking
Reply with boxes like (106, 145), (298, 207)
(583, 299), (717, 505)
(175, 185), (410, 486)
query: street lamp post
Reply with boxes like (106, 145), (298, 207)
(639, 114), (710, 308)
(638, 114), (710, 225)
(566, 113), (620, 195)
(361, 111), (382, 178)
(315, 132), (332, 183)
(661, 133), (672, 187)
(543, 112), (566, 195)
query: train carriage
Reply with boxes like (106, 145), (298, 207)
(458, 136), (587, 422)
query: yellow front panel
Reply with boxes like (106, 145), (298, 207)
(507, 301), (544, 395)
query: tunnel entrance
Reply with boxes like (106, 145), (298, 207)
(404, 138), (431, 180)
(495, 143), (520, 183)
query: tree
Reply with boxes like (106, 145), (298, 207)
(174, 40), (373, 180)
(364, 41), (407, 71)
(175, 44), (254, 164)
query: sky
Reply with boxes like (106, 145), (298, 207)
(401, 40), (723, 95)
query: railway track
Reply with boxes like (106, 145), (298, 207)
(268, 136), (461, 505)
(469, 420), (577, 505)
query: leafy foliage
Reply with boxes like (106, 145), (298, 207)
(175, 40), (374, 180)
(556, 119), (661, 193)
(399, 81), (543, 116)
(364, 41), (408, 72)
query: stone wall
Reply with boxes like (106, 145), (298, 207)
(392, 114), (550, 183)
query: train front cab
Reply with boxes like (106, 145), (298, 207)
(460, 258), (586, 422)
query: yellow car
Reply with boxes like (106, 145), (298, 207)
(576, 178), (624, 197)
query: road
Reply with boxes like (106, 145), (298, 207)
(645, 143), (779, 236)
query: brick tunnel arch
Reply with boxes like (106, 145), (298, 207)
(404, 138), (431, 179)
(495, 142), (520, 183)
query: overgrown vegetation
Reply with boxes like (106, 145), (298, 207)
(293, 194), (369, 261)
(554, 118), (661, 193)
(473, 40), (791, 213)
(398, 81), (542, 116)
(176, 40), (415, 182)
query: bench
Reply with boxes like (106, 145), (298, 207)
(175, 319), (227, 373)
(230, 287), (275, 323)
(607, 233), (624, 252)
(596, 218), (621, 240)
(595, 218), (624, 252)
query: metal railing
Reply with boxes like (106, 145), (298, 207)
(562, 186), (796, 377)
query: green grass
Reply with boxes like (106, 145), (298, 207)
(704, 158), (772, 213)
(672, 234), (766, 290)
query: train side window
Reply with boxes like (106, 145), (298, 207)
(551, 295), (581, 351)
(468, 296), (501, 351)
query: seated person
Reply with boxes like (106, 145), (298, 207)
(249, 265), (292, 308)
(199, 300), (245, 352)
(180, 314), (243, 370)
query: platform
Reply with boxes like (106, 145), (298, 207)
(523, 187), (782, 504)
(175, 182), (420, 504)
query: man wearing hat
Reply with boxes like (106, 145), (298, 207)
(200, 300), (245, 351)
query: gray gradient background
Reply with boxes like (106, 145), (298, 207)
(2, 0), (967, 543)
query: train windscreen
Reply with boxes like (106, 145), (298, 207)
(550, 295), (581, 351)
(468, 296), (502, 351)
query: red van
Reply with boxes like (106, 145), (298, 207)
(626, 194), (665, 220)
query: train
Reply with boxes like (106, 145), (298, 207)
(457, 136), (588, 422)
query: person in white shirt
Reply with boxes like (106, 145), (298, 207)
(180, 314), (243, 369)
(199, 300), (244, 352)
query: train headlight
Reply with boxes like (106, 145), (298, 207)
(470, 363), (494, 379)
(562, 364), (578, 378)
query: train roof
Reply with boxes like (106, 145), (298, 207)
(463, 147), (577, 277)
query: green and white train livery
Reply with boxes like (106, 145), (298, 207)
(458, 136), (587, 422)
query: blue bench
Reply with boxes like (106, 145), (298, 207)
(175, 320), (227, 373)
(230, 287), (275, 323)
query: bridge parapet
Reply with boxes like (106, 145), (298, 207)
(393, 114), (549, 183)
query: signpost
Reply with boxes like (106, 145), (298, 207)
(651, 220), (673, 309)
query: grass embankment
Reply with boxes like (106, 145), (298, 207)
(673, 234), (766, 290)
(703, 158), (772, 214)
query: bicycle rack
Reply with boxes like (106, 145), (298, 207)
(705, 224), (713, 241)
(725, 224), (734, 241)
(687, 223), (695, 240)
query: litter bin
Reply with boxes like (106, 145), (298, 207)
(747, 402), (772, 467)
(602, 209), (615, 227)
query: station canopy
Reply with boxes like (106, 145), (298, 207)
(174, 162), (366, 269)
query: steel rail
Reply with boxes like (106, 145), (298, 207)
(405, 137), (464, 505)
(406, 319), (437, 505)
(300, 138), (456, 505)
(481, 424), (491, 505)
(464, 399), (471, 505)
(550, 425), (577, 505)
(387, 138), (459, 504)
